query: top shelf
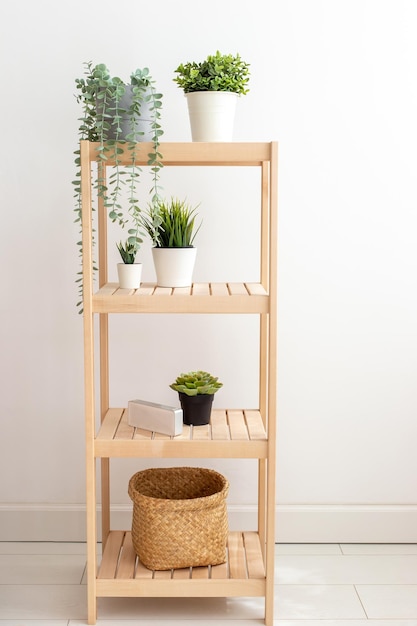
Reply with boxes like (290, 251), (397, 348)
(81, 141), (277, 167)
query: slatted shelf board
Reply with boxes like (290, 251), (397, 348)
(85, 140), (273, 166)
(96, 530), (266, 597)
(95, 408), (268, 458)
(92, 282), (269, 313)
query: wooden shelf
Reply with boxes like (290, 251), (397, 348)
(95, 408), (268, 458)
(81, 141), (278, 624)
(96, 530), (266, 598)
(92, 282), (269, 314)
(84, 141), (274, 166)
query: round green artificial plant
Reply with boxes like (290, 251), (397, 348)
(173, 50), (250, 95)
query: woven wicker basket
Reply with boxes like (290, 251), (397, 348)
(128, 466), (229, 570)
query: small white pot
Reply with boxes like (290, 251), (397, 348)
(117, 263), (142, 289)
(185, 91), (238, 142)
(152, 247), (197, 288)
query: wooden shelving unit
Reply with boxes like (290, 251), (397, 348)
(81, 141), (278, 624)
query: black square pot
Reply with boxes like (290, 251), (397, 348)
(178, 393), (214, 426)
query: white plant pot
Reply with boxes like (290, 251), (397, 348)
(152, 247), (197, 288)
(185, 92), (238, 142)
(117, 263), (142, 289)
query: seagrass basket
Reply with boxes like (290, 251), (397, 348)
(128, 466), (229, 570)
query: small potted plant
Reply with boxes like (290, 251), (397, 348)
(173, 50), (250, 141)
(141, 197), (201, 287)
(170, 370), (223, 426)
(116, 240), (142, 289)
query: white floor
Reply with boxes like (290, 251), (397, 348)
(1, 542), (417, 625)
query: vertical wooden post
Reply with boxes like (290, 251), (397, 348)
(264, 141), (278, 626)
(258, 160), (270, 558)
(81, 140), (97, 624)
(97, 160), (110, 547)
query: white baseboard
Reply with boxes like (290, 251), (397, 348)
(277, 504), (417, 543)
(1, 503), (417, 543)
(0, 504), (88, 542)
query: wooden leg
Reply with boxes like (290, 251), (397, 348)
(86, 457), (97, 624)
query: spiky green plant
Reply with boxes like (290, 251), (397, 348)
(141, 198), (201, 248)
(170, 371), (223, 396)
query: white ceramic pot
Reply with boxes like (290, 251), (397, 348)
(185, 92), (238, 142)
(152, 247), (197, 287)
(117, 263), (142, 289)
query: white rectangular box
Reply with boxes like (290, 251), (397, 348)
(127, 399), (183, 436)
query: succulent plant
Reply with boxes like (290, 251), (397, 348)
(116, 240), (139, 264)
(170, 370), (223, 396)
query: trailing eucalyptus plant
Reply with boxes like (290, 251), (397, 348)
(73, 61), (163, 311)
(173, 50), (250, 94)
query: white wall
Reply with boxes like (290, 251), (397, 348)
(0, 0), (416, 542)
